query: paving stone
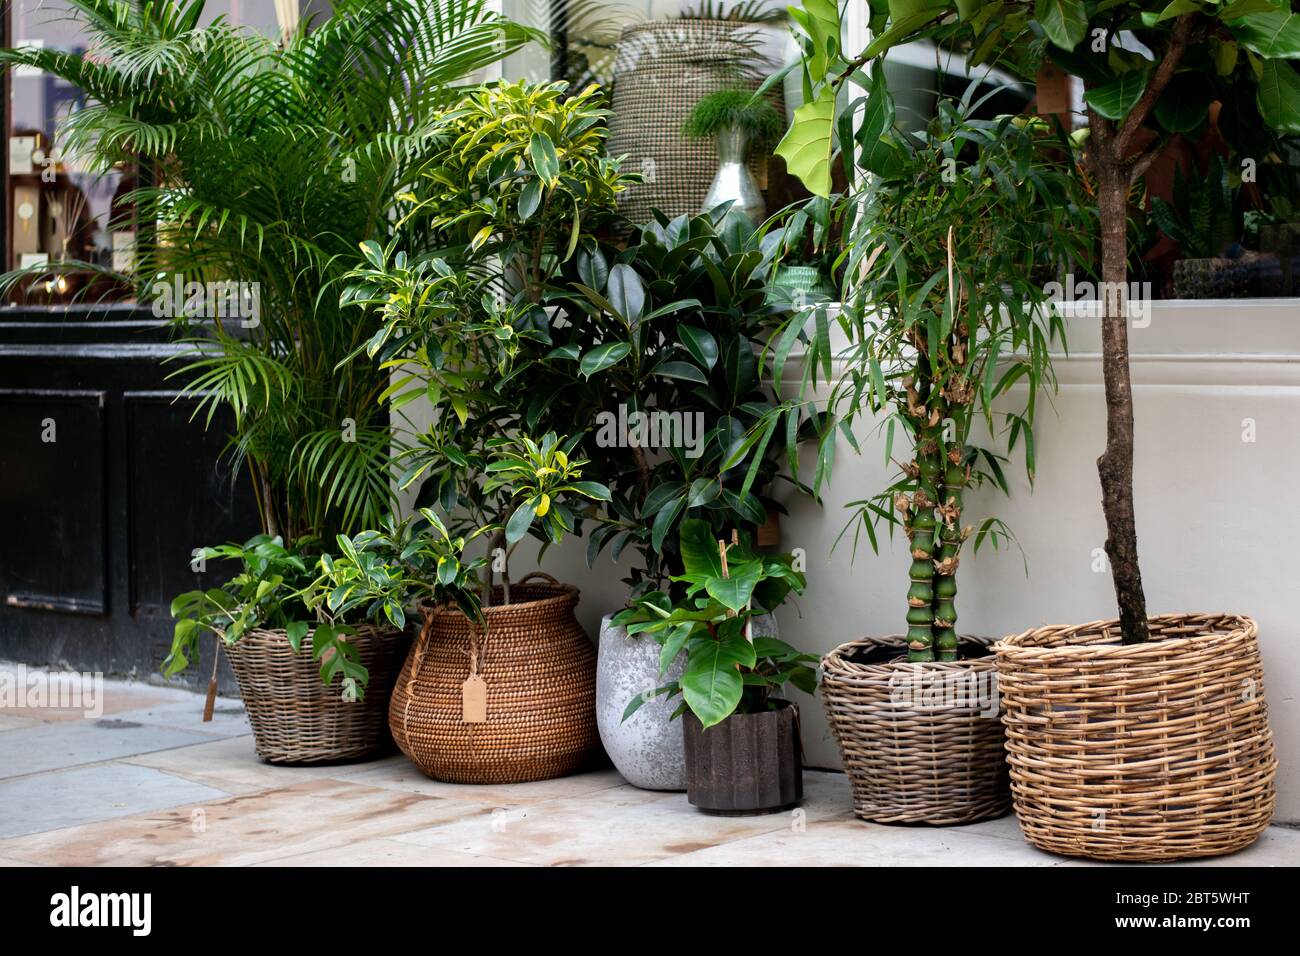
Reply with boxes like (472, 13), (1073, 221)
(0, 763), (230, 839)
(335, 762), (630, 808)
(125, 735), (386, 794)
(0, 715), (40, 733)
(251, 838), (537, 867)
(0, 720), (222, 780)
(0, 778), (494, 866)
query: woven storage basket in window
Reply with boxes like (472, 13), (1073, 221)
(224, 625), (409, 764)
(606, 19), (778, 227)
(995, 613), (1276, 861)
(821, 634), (1011, 825)
(388, 572), (598, 784)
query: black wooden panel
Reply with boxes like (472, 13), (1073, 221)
(125, 391), (257, 616)
(0, 389), (107, 614)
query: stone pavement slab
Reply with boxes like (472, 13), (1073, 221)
(0, 777), (499, 867)
(0, 763), (231, 839)
(0, 719), (217, 780)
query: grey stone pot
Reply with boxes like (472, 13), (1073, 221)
(596, 611), (777, 791)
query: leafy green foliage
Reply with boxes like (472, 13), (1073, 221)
(615, 520), (814, 728)
(543, 209), (818, 598)
(1150, 155), (1242, 258)
(483, 432), (612, 545)
(0, 0), (540, 543)
(682, 88), (784, 143)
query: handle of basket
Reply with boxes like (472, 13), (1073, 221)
(515, 570), (561, 587)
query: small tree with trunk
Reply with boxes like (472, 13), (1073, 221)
(778, 0), (1300, 642)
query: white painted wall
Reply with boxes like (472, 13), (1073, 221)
(502, 299), (1300, 822)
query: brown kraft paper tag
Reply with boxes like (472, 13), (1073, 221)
(462, 675), (487, 723)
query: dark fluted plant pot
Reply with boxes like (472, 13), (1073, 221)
(682, 701), (802, 815)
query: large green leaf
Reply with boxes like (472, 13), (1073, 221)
(857, 67), (906, 178)
(1154, 71), (1213, 133)
(1036, 0), (1088, 51)
(607, 263), (645, 324)
(788, 0), (841, 80)
(579, 342), (631, 377)
(704, 559), (762, 612)
(1229, 7), (1300, 59)
(680, 630), (757, 727)
(679, 518), (724, 577)
(775, 85), (836, 198)
(1257, 59), (1300, 133)
(1083, 70), (1150, 120)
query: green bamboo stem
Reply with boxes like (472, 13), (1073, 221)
(933, 422), (966, 663)
(904, 385), (943, 663)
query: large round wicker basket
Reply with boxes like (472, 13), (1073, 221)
(995, 613), (1277, 861)
(821, 634), (1010, 825)
(607, 19), (776, 226)
(224, 625), (409, 764)
(388, 573), (598, 784)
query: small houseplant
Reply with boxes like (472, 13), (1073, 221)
(617, 519), (815, 814)
(1152, 155), (1248, 297)
(683, 88), (784, 222)
(781, 0), (1282, 858)
(775, 85), (1088, 824)
(166, 533), (413, 763)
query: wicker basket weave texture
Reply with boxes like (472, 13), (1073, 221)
(995, 613), (1277, 861)
(389, 574), (598, 785)
(224, 624), (409, 765)
(821, 634), (1011, 826)
(607, 19), (777, 226)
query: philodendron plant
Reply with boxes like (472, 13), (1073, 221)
(616, 519), (816, 728)
(767, 85), (1090, 663)
(778, 0), (1300, 643)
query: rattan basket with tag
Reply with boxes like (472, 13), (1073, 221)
(388, 572), (598, 784)
(995, 613), (1276, 861)
(224, 624), (409, 764)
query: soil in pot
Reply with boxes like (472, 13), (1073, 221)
(682, 699), (802, 816)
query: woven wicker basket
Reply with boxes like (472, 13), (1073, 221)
(822, 635), (1010, 825)
(389, 572), (598, 784)
(607, 19), (775, 227)
(224, 625), (410, 764)
(995, 613), (1277, 861)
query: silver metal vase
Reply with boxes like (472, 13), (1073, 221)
(701, 125), (764, 223)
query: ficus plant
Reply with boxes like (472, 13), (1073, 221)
(778, 0), (1300, 644)
(616, 519), (816, 728)
(540, 209), (821, 598)
(768, 85), (1091, 662)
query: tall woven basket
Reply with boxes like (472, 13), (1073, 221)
(224, 625), (410, 764)
(607, 19), (776, 226)
(388, 572), (598, 784)
(821, 635), (1010, 825)
(996, 613), (1277, 861)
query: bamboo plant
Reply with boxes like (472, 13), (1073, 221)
(776, 0), (1300, 643)
(769, 81), (1090, 662)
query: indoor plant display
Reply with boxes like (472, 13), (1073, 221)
(683, 88), (784, 222)
(774, 86), (1087, 824)
(618, 519), (815, 814)
(165, 534), (411, 763)
(781, 1), (1283, 857)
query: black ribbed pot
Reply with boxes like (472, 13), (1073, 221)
(681, 701), (802, 815)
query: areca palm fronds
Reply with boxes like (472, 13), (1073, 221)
(0, 0), (542, 542)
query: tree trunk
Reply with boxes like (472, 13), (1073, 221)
(1095, 165), (1150, 644)
(904, 412), (943, 663)
(933, 422), (966, 663)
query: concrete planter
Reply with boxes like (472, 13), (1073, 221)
(596, 611), (777, 791)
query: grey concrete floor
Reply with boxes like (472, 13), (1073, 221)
(1, 664), (1296, 867)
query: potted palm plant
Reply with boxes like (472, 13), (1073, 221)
(618, 519), (816, 814)
(772, 81), (1087, 824)
(0, 1), (539, 762)
(780, 0), (1284, 858)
